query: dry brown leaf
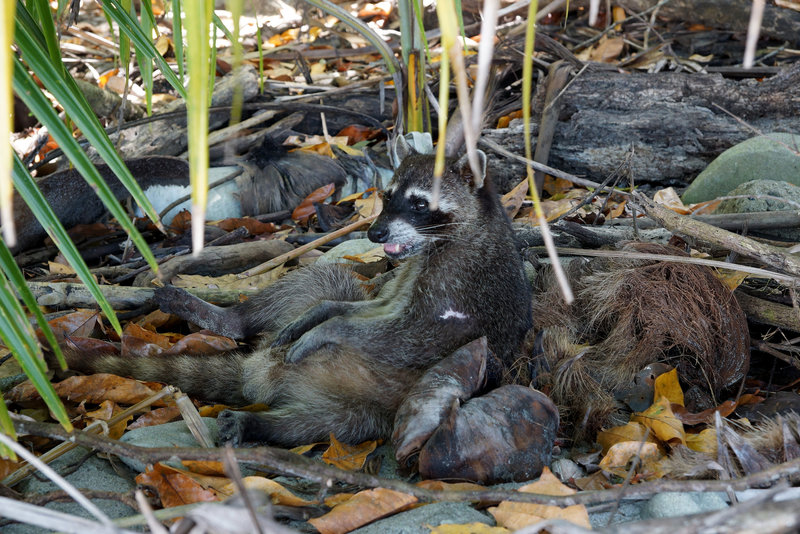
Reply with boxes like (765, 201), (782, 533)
(48, 261), (76, 275)
(7, 373), (166, 406)
(135, 463), (219, 508)
(47, 310), (101, 340)
(487, 468), (591, 530)
(308, 488), (417, 534)
(292, 183), (336, 223)
(653, 187), (691, 214)
(321, 434), (377, 470)
(672, 400), (737, 426)
(573, 470), (611, 491)
(501, 179), (528, 219)
(163, 331), (237, 356)
(218, 476), (315, 506)
(137, 309), (175, 331)
(216, 217), (280, 235)
(181, 461), (226, 476)
(324, 493), (355, 507)
(542, 176), (574, 197)
(128, 405), (181, 430)
(83, 400), (130, 439)
(589, 36), (625, 62)
(122, 322), (171, 358)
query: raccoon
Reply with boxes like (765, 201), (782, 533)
(64, 138), (532, 446)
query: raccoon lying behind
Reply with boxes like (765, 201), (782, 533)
(64, 138), (533, 446)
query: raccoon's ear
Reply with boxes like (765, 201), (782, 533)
(392, 135), (417, 167)
(455, 150), (487, 189)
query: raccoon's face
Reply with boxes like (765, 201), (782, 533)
(368, 152), (484, 260)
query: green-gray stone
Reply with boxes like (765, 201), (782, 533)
(682, 133), (800, 204)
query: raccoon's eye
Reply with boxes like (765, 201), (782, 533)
(410, 197), (429, 212)
(381, 190), (392, 203)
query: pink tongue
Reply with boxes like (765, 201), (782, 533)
(384, 243), (402, 254)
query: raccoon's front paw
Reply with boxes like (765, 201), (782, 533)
(284, 331), (331, 364)
(217, 410), (246, 447)
(272, 320), (306, 347)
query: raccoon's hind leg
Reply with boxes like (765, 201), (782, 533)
(155, 263), (368, 340)
(219, 350), (421, 446)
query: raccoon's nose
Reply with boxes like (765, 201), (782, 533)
(368, 224), (389, 243)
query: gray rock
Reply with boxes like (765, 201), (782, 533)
(715, 179), (800, 240)
(682, 133), (800, 204)
(316, 238), (382, 264)
(351, 502), (494, 534)
(4, 447), (138, 533)
(640, 491), (728, 519)
(118, 418), (219, 473)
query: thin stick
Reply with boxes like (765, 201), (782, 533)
(239, 214), (378, 277)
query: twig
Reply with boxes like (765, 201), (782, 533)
(538, 246), (800, 285)
(224, 445), (265, 534)
(238, 214), (378, 277)
(631, 192), (800, 278)
(135, 489), (169, 534)
(4, 386), (177, 487)
(12, 419), (800, 508)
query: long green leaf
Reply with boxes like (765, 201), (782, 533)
(0, 395), (17, 459)
(185, 0), (212, 254)
(1, 1), (15, 247)
(102, 0), (187, 99)
(171, 0), (184, 83)
(137, 0), (155, 114)
(30, 0), (61, 68)
(0, 238), (65, 370)
(12, 65), (128, 333)
(0, 265), (72, 431)
(15, 20), (162, 272)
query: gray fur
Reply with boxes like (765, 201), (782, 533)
(65, 153), (532, 447)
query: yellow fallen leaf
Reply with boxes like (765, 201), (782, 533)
(487, 467), (591, 530)
(632, 396), (686, 445)
(653, 368), (684, 407)
(686, 428), (718, 455)
(597, 421), (653, 455)
(598, 441), (664, 480)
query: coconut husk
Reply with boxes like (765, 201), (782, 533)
(530, 242), (750, 440)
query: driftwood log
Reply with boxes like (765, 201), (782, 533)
(619, 0), (800, 44)
(482, 63), (800, 191)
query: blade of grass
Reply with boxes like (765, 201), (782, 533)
(0, 265), (72, 431)
(0, 396), (17, 459)
(0, 237), (64, 370)
(171, 0), (185, 83)
(1, 1), (15, 247)
(137, 0), (155, 115)
(185, 0), (213, 255)
(520, 0), (574, 303)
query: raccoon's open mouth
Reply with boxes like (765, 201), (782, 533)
(383, 242), (419, 258)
